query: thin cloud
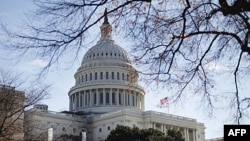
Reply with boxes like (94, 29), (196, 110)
(205, 62), (229, 72)
(30, 59), (48, 68)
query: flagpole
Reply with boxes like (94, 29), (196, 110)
(168, 105), (169, 114)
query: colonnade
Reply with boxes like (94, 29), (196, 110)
(151, 122), (197, 141)
(69, 88), (145, 111)
(76, 70), (139, 86)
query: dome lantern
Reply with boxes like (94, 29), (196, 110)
(100, 8), (112, 41)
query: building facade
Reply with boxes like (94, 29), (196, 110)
(0, 85), (25, 141)
(24, 106), (86, 141)
(24, 12), (206, 141)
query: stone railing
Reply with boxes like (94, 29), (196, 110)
(144, 110), (197, 122)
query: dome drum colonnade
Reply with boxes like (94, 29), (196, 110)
(68, 9), (145, 114)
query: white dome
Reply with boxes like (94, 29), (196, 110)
(80, 40), (131, 69)
(68, 11), (145, 114)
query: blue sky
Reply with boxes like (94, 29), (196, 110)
(1, 0), (249, 139)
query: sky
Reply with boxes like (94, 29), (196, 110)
(0, 0), (249, 139)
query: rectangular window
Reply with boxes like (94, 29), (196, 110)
(106, 72), (109, 79)
(106, 92), (109, 104)
(85, 74), (88, 81)
(112, 93), (115, 104)
(95, 72), (97, 80)
(117, 72), (120, 80)
(82, 75), (84, 82)
(100, 93), (103, 104)
(122, 73), (124, 80)
(112, 72), (114, 79)
(100, 72), (103, 79)
(90, 73), (92, 80)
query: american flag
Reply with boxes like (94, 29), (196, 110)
(160, 97), (168, 105)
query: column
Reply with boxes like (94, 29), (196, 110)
(128, 93), (131, 106)
(130, 91), (132, 106)
(103, 88), (106, 105)
(69, 95), (72, 110)
(139, 95), (141, 109)
(193, 129), (196, 141)
(116, 90), (119, 105)
(134, 94), (137, 107)
(137, 94), (139, 108)
(133, 93), (135, 107)
(185, 128), (189, 141)
(110, 88), (112, 105)
(78, 92), (80, 108)
(89, 90), (92, 107)
(96, 89), (99, 106)
(86, 92), (89, 107)
(80, 92), (82, 107)
(141, 94), (145, 110)
(125, 93), (127, 106)
(161, 124), (164, 133)
(82, 92), (85, 107)
(122, 89), (126, 106)
(75, 93), (78, 108)
(72, 94), (75, 110)
(128, 92), (131, 106)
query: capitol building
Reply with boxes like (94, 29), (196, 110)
(24, 13), (206, 141)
